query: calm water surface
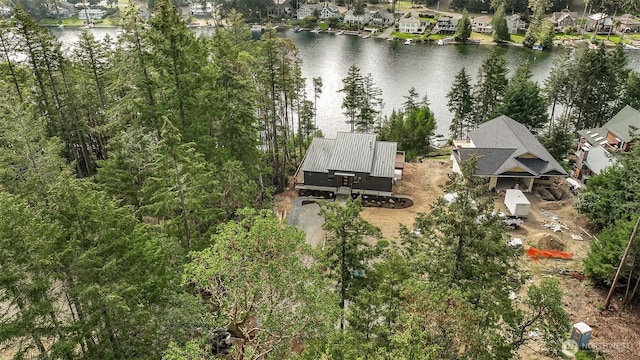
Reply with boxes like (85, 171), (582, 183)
(51, 27), (640, 137)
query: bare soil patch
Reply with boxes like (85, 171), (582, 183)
(359, 160), (450, 240)
(275, 159), (640, 359)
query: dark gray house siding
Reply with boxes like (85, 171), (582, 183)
(295, 132), (401, 196)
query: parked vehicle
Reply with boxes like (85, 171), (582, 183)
(504, 189), (530, 218)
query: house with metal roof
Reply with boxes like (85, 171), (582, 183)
(574, 105), (640, 181)
(294, 132), (404, 196)
(451, 115), (567, 193)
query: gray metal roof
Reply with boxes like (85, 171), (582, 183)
(467, 116), (567, 176)
(300, 132), (396, 178)
(300, 138), (335, 173)
(371, 141), (397, 178)
(602, 105), (640, 143)
(329, 132), (377, 173)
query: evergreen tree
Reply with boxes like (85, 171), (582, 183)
(473, 49), (509, 125)
(447, 67), (474, 138)
(491, 5), (511, 43)
(318, 198), (382, 329)
(206, 18), (261, 168)
(147, 0), (206, 137)
(538, 124), (574, 162)
(583, 215), (640, 305)
(498, 61), (548, 133)
(576, 145), (640, 229)
(619, 71), (640, 111)
(340, 64), (365, 132)
(357, 73), (383, 133)
(454, 9), (472, 42)
(140, 119), (222, 250)
(403, 86), (420, 112)
(313, 76), (323, 128)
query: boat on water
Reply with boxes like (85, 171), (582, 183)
(293, 26), (302, 32)
(250, 24), (263, 32)
(404, 39), (413, 45)
(437, 39), (445, 45)
(624, 44), (640, 50)
(430, 134), (446, 147)
(310, 28), (321, 33)
(336, 30), (344, 35)
(361, 34), (371, 39)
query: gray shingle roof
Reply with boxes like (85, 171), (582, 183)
(602, 105), (640, 143)
(456, 148), (519, 176)
(301, 132), (397, 178)
(467, 115), (567, 176)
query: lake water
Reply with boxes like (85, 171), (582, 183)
(50, 27), (640, 137)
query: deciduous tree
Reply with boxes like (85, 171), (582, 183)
(175, 209), (338, 359)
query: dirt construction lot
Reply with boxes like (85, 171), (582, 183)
(278, 158), (640, 360)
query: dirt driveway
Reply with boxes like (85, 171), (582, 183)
(278, 158), (640, 360)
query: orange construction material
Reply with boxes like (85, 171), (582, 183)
(526, 247), (573, 260)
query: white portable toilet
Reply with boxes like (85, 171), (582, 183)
(570, 322), (592, 349)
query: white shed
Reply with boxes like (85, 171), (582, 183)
(504, 189), (531, 217)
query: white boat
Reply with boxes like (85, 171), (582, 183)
(250, 24), (263, 32)
(311, 28), (320, 34)
(361, 34), (371, 39)
(437, 39), (444, 45)
(336, 30), (344, 35)
(624, 44), (640, 50)
(404, 39), (413, 45)
(430, 134), (446, 147)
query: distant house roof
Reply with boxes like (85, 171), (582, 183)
(589, 13), (611, 21)
(602, 105), (640, 142)
(301, 132), (397, 178)
(472, 15), (492, 24)
(618, 14), (640, 26)
(507, 14), (523, 21)
(400, 15), (421, 24)
(551, 11), (578, 22)
(461, 115), (567, 176)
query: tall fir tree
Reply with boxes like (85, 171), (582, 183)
(491, 5), (511, 43)
(498, 61), (548, 133)
(473, 49), (509, 125)
(447, 67), (474, 138)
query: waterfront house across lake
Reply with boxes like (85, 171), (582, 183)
(433, 16), (458, 34)
(371, 9), (394, 26)
(617, 14), (640, 33)
(586, 13), (613, 33)
(451, 116), (567, 193)
(343, 9), (370, 25)
(472, 15), (493, 34)
(550, 11), (579, 32)
(295, 132), (404, 196)
(399, 15), (427, 34)
(506, 14), (526, 34)
(296, 3), (340, 20)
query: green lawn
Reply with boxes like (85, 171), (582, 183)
(40, 15), (86, 26)
(510, 34), (524, 44)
